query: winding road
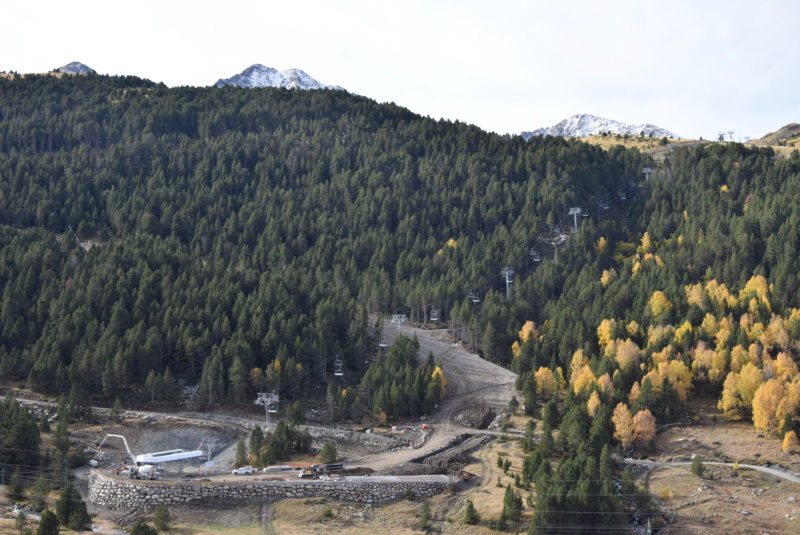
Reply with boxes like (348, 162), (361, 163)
(625, 459), (800, 484)
(350, 321), (520, 470)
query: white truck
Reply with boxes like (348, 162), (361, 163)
(232, 466), (254, 475)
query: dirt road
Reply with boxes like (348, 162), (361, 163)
(626, 459), (800, 484)
(351, 322), (519, 471)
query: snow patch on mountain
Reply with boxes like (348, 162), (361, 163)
(522, 114), (680, 140)
(57, 61), (95, 74)
(215, 65), (344, 91)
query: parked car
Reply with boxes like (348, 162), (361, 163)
(232, 466), (254, 475)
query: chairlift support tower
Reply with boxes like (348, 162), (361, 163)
(390, 314), (407, 331)
(501, 267), (514, 300)
(255, 391), (279, 429)
(569, 207), (581, 233)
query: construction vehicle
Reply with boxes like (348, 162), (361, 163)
(95, 433), (205, 479)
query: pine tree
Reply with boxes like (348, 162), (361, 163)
(8, 467), (25, 501)
(320, 441), (338, 464)
(691, 455), (706, 477)
(36, 509), (59, 535)
(249, 426), (265, 459)
(55, 484), (90, 530)
(154, 503), (171, 532)
(30, 474), (49, 512)
(463, 499), (480, 524)
(235, 437), (247, 467)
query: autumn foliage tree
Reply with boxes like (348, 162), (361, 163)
(612, 402), (635, 449)
(632, 409), (657, 446)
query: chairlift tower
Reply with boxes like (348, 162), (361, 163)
(642, 167), (652, 183)
(501, 267), (514, 300)
(727, 131), (734, 142)
(255, 391), (279, 429)
(569, 207), (581, 233)
(390, 314), (407, 331)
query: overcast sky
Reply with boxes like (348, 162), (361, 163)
(4, 0), (798, 140)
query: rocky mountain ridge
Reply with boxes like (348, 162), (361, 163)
(522, 113), (680, 139)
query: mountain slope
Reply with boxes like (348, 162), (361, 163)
(57, 61), (95, 74)
(214, 64), (344, 90)
(751, 123), (800, 145)
(522, 114), (680, 139)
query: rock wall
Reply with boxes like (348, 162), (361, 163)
(88, 470), (451, 510)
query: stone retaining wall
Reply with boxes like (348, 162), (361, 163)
(88, 470), (451, 510)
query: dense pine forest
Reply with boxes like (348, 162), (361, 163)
(0, 73), (642, 403)
(2, 73), (800, 531)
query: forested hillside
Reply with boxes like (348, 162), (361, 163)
(0, 73), (643, 409)
(2, 74), (800, 435)
(3, 72), (800, 533)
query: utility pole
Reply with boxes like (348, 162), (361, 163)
(501, 267), (514, 300)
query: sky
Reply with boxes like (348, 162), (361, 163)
(3, 0), (799, 140)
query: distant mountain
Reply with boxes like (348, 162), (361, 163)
(57, 61), (94, 74)
(215, 65), (344, 91)
(522, 114), (680, 140)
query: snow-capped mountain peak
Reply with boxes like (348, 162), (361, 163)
(214, 65), (344, 91)
(57, 61), (95, 74)
(522, 114), (680, 139)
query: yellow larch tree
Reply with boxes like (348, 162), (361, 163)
(647, 324), (676, 351)
(432, 366), (447, 395)
(615, 339), (642, 369)
(783, 431), (799, 452)
(597, 319), (617, 350)
(771, 352), (799, 381)
(648, 291), (673, 323)
(674, 321), (694, 347)
(570, 349), (589, 377)
(761, 315), (789, 353)
(600, 268), (617, 286)
(597, 373), (615, 395)
(535, 367), (555, 399)
(612, 402), (635, 448)
(587, 391), (602, 418)
(718, 372), (744, 419)
(685, 283), (707, 311)
(627, 321), (641, 338)
(729, 344), (749, 373)
(633, 409), (657, 446)
(638, 232), (655, 254)
(518, 320), (538, 344)
(752, 379), (785, 434)
(699, 313), (719, 340)
(737, 362), (763, 409)
(628, 382), (641, 406)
